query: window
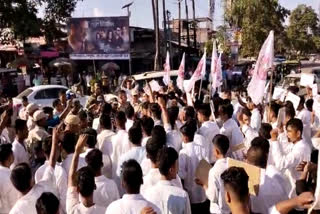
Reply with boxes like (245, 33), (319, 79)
(34, 88), (66, 100)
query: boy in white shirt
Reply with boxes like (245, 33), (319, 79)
(97, 115), (115, 157)
(246, 97), (261, 132)
(143, 147), (191, 214)
(66, 134), (106, 214)
(11, 119), (29, 169)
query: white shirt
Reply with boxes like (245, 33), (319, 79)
(125, 119), (134, 132)
(116, 146), (146, 177)
(61, 153), (86, 175)
(97, 129), (115, 156)
(105, 194), (160, 214)
(92, 117), (100, 132)
(35, 161), (68, 214)
(141, 136), (151, 147)
(94, 175), (120, 208)
(220, 118), (245, 160)
(9, 166), (58, 214)
(111, 130), (131, 169)
(27, 117), (35, 131)
(297, 109), (312, 148)
(0, 166), (20, 214)
(198, 121), (220, 163)
(143, 180), (191, 214)
(141, 157), (152, 176)
(251, 108), (261, 132)
(141, 168), (183, 194)
(206, 158), (229, 214)
(11, 139), (29, 169)
(66, 186), (106, 214)
(193, 134), (211, 163)
(179, 142), (207, 204)
(271, 139), (311, 197)
(165, 125), (183, 152)
(241, 125), (259, 151)
(18, 107), (28, 120)
(268, 206), (280, 214)
(28, 125), (49, 142)
(250, 165), (289, 214)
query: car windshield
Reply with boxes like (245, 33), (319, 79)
(16, 88), (33, 99)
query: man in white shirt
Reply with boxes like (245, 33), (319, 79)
(52, 99), (64, 117)
(0, 144), (20, 214)
(27, 110), (50, 144)
(66, 134), (106, 214)
(140, 116), (154, 147)
(18, 96), (29, 120)
(196, 134), (230, 214)
(97, 115), (115, 156)
(218, 102), (245, 160)
(85, 149), (119, 209)
(106, 159), (160, 214)
(9, 126), (60, 214)
(143, 147), (191, 214)
(61, 132), (86, 175)
(267, 102), (281, 129)
(197, 104), (220, 163)
(270, 118), (311, 198)
(35, 137), (68, 214)
(246, 97), (261, 132)
(11, 119), (29, 169)
(26, 103), (39, 131)
(297, 99), (313, 148)
(124, 104), (135, 132)
(178, 121), (207, 212)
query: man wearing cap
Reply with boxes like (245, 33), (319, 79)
(86, 82), (102, 109)
(65, 115), (81, 134)
(26, 103), (39, 131)
(131, 89), (141, 113)
(27, 110), (50, 145)
(18, 96), (29, 120)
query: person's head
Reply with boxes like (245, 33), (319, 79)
(0, 143), (14, 167)
(246, 97), (256, 110)
(61, 132), (77, 154)
(128, 125), (143, 146)
(36, 192), (60, 214)
(125, 103), (135, 120)
(22, 96), (28, 107)
(94, 82), (102, 96)
(141, 102), (150, 117)
(221, 89), (232, 100)
(218, 102), (234, 122)
(79, 20), (89, 41)
(52, 99), (63, 112)
(101, 103), (112, 116)
(78, 110), (88, 130)
(42, 137), (54, 160)
(247, 144), (268, 169)
(10, 163), (33, 194)
(141, 116), (154, 137)
(150, 103), (162, 120)
(59, 90), (66, 104)
(258, 123), (272, 140)
(33, 110), (48, 128)
(115, 111), (127, 130)
(118, 90), (127, 105)
(212, 134), (229, 159)
(286, 118), (303, 143)
(76, 166), (96, 197)
(151, 125), (166, 146)
(241, 108), (252, 126)
(82, 128), (97, 148)
(284, 105), (296, 126)
(100, 114), (112, 130)
(197, 104), (211, 123)
(131, 90), (139, 103)
(15, 119), (28, 140)
(180, 120), (196, 143)
(157, 147), (179, 180)
(27, 103), (39, 117)
(64, 115), (81, 133)
(146, 138), (163, 164)
(85, 149), (103, 175)
(181, 106), (195, 122)
(221, 167), (249, 208)
(43, 107), (54, 119)
(121, 159), (143, 194)
(268, 102), (280, 121)
(167, 106), (179, 129)
(142, 93), (150, 103)
(306, 99), (314, 112)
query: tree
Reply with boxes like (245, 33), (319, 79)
(287, 4), (319, 54)
(225, 0), (289, 57)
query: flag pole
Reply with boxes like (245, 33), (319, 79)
(198, 48), (206, 100)
(268, 67), (274, 123)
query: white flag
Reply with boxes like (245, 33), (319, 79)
(177, 53), (185, 91)
(247, 30), (274, 105)
(184, 50), (206, 93)
(211, 41), (222, 93)
(162, 51), (171, 86)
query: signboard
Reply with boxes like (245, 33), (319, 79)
(67, 17), (130, 60)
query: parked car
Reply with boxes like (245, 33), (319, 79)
(13, 85), (88, 108)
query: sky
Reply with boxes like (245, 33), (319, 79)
(40, 0), (319, 29)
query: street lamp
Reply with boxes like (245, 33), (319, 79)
(122, 1), (134, 76)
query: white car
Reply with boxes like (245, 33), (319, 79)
(13, 85), (88, 108)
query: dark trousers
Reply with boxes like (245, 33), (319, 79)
(191, 200), (210, 214)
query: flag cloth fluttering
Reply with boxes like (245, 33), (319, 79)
(177, 53), (185, 91)
(211, 41), (222, 94)
(162, 51), (171, 86)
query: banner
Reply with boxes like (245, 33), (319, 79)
(247, 31), (274, 105)
(67, 17), (130, 60)
(177, 53), (185, 91)
(163, 51), (171, 86)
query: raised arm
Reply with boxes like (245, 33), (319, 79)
(59, 99), (73, 121)
(158, 96), (169, 127)
(274, 192), (314, 214)
(49, 127), (60, 169)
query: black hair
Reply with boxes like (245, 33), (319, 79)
(141, 102), (150, 110)
(125, 103), (135, 119)
(212, 134), (229, 155)
(184, 106), (195, 121)
(10, 163), (32, 193)
(157, 147), (178, 176)
(85, 149), (103, 173)
(286, 118), (303, 134)
(285, 105), (296, 120)
(121, 159), (143, 193)
(269, 102), (281, 118)
(36, 192), (60, 214)
(100, 114), (112, 130)
(180, 120), (196, 141)
(101, 103), (112, 116)
(15, 119), (27, 133)
(43, 107), (53, 115)
(77, 167), (96, 197)
(151, 125), (167, 146)
(219, 102), (234, 119)
(52, 99), (60, 108)
(241, 108), (252, 118)
(128, 125), (143, 146)
(141, 116), (154, 136)
(247, 144), (268, 168)
(197, 104), (211, 118)
(82, 128), (97, 148)
(116, 111), (127, 127)
(22, 96), (28, 103)
(259, 123), (272, 140)
(146, 138), (163, 163)
(251, 137), (270, 154)
(306, 99), (314, 112)
(78, 110), (88, 121)
(150, 103), (162, 120)
(0, 143), (13, 163)
(221, 167), (249, 203)
(118, 89), (127, 95)
(59, 90), (66, 96)
(167, 106), (179, 129)
(61, 132), (77, 154)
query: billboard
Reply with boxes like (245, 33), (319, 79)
(67, 17), (130, 60)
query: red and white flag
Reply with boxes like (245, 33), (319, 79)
(247, 30), (274, 105)
(211, 41), (222, 93)
(185, 49), (206, 93)
(177, 53), (185, 91)
(163, 51), (171, 86)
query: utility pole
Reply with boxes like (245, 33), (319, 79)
(162, 0), (168, 52)
(152, 0), (161, 71)
(122, 2), (134, 75)
(167, 10), (173, 67)
(185, 0), (190, 50)
(191, 0), (197, 50)
(178, 0), (182, 50)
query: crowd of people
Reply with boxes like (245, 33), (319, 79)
(0, 75), (319, 214)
